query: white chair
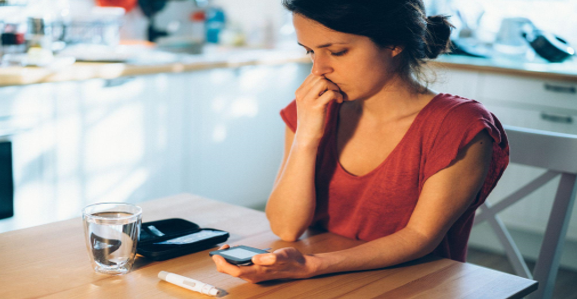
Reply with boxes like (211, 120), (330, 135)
(473, 125), (577, 299)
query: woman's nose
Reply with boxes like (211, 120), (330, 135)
(311, 54), (333, 76)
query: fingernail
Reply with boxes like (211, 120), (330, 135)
(260, 255), (274, 263)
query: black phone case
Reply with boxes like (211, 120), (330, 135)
(136, 218), (229, 261)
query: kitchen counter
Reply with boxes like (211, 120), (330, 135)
(433, 54), (577, 82)
(0, 47), (311, 86)
(1, 46), (576, 87)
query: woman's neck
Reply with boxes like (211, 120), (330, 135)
(347, 76), (433, 123)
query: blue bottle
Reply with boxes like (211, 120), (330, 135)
(205, 6), (225, 44)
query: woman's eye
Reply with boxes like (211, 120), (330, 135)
(331, 50), (348, 56)
(305, 50), (314, 55)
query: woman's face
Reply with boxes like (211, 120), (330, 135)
(293, 13), (402, 102)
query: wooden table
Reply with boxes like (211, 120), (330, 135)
(0, 194), (537, 298)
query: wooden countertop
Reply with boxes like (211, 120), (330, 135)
(433, 55), (577, 82)
(0, 48), (311, 87)
(0, 193), (537, 298)
(1, 45), (576, 87)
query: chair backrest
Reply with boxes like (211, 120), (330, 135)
(507, 126), (577, 173)
(473, 125), (577, 299)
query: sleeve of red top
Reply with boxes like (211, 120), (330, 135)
(280, 99), (298, 133)
(423, 101), (509, 187)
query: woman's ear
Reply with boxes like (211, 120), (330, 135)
(391, 46), (404, 57)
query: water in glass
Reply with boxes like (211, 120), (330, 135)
(83, 203), (141, 275)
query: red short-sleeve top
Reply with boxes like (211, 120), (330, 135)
(280, 93), (509, 262)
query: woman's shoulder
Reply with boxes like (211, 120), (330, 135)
(429, 93), (483, 111)
(423, 93), (508, 149)
(426, 93), (495, 124)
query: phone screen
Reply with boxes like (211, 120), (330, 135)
(221, 248), (259, 260)
(154, 230), (228, 245)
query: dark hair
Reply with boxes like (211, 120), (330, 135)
(282, 0), (454, 92)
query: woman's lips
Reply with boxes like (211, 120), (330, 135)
(330, 82), (343, 93)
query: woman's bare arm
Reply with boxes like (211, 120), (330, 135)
(305, 130), (494, 275)
(265, 126), (318, 241)
(215, 130), (494, 282)
(266, 74), (343, 242)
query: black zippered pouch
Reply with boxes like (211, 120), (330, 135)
(136, 218), (229, 261)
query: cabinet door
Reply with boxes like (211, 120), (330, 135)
(17, 74), (185, 229)
(485, 103), (577, 134)
(0, 83), (53, 232)
(67, 74), (185, 207)
(0, 83), (46, 137)
(182, 63), (311, 209)
(479, 73), (577, 111)
(427, 68), (480, 99)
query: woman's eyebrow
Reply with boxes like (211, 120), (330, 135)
(297, 42), (349, 49)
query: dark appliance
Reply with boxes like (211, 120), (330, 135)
(523, 30), (575, 63)
(138, 0), (205, 43)
(138, 0), (170, 42)
(0, 140), (14, 220)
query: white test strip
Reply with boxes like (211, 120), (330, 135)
(158, 271), (221, 296)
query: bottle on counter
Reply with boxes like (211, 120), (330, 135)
(219, 22), (245, 47)
(205, 5), (225, 44)
(1, 24), (25, 52)
(189, 10), (206, 43)
(23, 15), (54, 66)
(0, 22), (26, 65)
(27, 16), (52, 50)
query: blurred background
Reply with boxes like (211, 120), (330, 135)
(1, 1), (577, 296)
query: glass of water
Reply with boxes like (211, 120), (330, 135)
(82, 202), (142, 275)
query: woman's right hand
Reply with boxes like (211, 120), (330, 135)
(294, 74), (343, 146)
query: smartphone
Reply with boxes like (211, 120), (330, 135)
(137, 218), (229, 261)
(209, 245), (269, 265)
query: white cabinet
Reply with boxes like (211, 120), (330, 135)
(0, 73), (188, 231)
(0, 83), (53, 230)
(428, 68), (480, 99)
(84, 75), (186, 202)
(181, 63), (311, 209)
(429, 67), (577, 241)
(0, 62), (312, 232)
(479, 73), (577, 111)
(49, 75), (186, 212)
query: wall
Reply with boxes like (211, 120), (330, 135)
(64, 0), (287, 45)
(427, 0), (577, 48)
(16, 0), (577, 50)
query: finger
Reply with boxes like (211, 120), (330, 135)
(299, 74), (337, 99)
(252, 253), (277, 266)
(296, 74), (321, 97)
(318, 89), (344, 104)
(212, 255), (242, 277)
(303, 73), (319, 87)
(218, 244), (230, 250)
(309, 79), (340, 100)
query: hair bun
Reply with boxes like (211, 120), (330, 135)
(424, 15), (453, 59)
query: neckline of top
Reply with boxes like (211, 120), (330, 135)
(330, 92), (446, 179)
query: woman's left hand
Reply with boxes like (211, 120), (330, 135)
(211, 245), (316, 283)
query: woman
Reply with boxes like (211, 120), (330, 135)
(212, 0), (509, 283)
